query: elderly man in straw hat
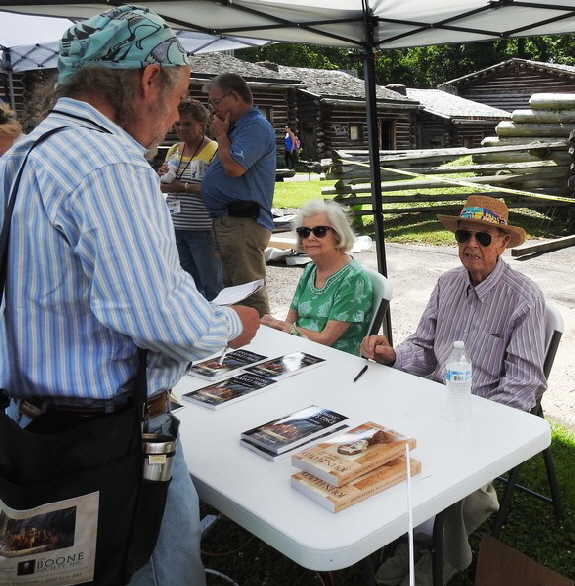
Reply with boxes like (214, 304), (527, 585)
(0, 5), (259, 586)
(361, 195), (546, 586)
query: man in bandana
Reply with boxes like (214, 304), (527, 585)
(0, 6), (259, 586)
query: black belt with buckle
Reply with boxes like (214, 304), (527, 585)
(20, 390), (171, 419)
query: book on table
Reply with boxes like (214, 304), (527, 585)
(291, 456), (422, 513)
(291, 421), (416, 487)
(182, 373), (277, 410)
(243, 351), (325, 380)
(239, 424), (349, 461)
(188, 349), (267, 381)
(241, 405), (348, 455)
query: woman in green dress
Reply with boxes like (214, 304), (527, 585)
(261, 199), (372, 356)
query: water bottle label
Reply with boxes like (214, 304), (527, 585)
(446, 369), (471, 382)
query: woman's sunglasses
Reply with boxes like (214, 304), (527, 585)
(455, 229), (493, 247)
(296, 226), (332, 239)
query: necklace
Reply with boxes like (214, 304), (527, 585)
(176, 135), (204, 181)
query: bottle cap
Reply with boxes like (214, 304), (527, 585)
(454, 340), (464, 348)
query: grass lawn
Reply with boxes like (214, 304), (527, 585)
(201, 424), (575, 585)
(272, 176), (572, 246)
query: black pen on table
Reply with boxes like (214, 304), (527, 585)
(353, 363), (368, 383)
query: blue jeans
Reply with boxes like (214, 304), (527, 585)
(129, 413), (206, 586)
(175, 229), (222, 301)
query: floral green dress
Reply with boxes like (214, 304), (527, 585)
(290, 259), (373, 356)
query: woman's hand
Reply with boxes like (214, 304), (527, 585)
(260, 314), (290, 332)
(159, 180), (188, 194)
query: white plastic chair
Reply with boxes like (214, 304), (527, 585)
(363, 268), (393, 336)
(491, 301), (565, 537)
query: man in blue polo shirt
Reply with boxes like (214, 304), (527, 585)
(202, 73), (276, 316)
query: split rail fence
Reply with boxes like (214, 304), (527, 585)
(320, 143), (575, 217)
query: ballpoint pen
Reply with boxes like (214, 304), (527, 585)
(353, 363), (368, 383)
(218, 346), (229, 366)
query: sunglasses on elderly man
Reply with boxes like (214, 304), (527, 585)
(454, 229), (493, 247)
(296, 226), (333, 239)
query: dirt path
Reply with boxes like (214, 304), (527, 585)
(266, 241), (575, 430)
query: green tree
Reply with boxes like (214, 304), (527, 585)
(237, 34), (575, 87)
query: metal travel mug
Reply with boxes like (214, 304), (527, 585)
(142, 434), (177, 481)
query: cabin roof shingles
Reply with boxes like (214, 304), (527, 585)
(405, 88), (511, 119)
(440, 58), (575, 87)
(275, 64), (417, 104)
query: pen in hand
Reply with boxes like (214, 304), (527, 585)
(353, 364), (368, 383)
(218, 346), (229, 366)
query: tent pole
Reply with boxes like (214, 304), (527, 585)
(362, 46), (386, 278)
(7, 72), (16, 111)
(362, 20), (392, 342)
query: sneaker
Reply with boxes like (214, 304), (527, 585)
(375, 542), (424, 586)
(398, 550), (458, 586)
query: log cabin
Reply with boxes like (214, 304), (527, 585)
(439, 58), (575, 113)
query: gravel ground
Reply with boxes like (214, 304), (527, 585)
(266, 239), (575, 431)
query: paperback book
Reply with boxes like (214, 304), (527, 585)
(241, 405), (348, 455)
(239, 425), (349, 461)
(291, 421), (416, 487)
(188, 349), (267, 381)
(182, 373), (277, 410)
(243, 351), (325, 380)
(291, 456), (422, 513)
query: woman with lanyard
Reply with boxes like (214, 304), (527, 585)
(160, 98), (222, 300)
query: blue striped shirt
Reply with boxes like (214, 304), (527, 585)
(0, 98), (242, 399)
(394, 258), (546, 411)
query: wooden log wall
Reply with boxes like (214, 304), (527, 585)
(415, 112), (500, 149)
(455, 65), (575, 112)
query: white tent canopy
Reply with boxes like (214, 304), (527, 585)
(3, 0), (575, 276)
(0, 10), (269, 73)
(3, 1), (575, 50)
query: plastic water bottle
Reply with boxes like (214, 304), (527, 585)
(445, 340), (472, 421)
(160, 158), (178, 183)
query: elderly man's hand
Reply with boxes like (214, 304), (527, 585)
(360, 335), (396, 366)
(228, 305), (260, 348)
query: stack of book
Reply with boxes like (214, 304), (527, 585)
(239, 405), (349, 461)
(183, 350), (325, 410)
(290, 421), (421, 512)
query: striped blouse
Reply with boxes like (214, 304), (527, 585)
(0, 98), (241, 400)
(393, 258), (546, 412)
(164, 140), (217, 230)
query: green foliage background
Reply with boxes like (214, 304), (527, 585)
(239, 35), (575, 87)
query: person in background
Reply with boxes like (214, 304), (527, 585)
(284, 124), (298, 169)
(361, 195), (546, 586)
(0, 6), (259, 586)
(0, 103), (22, 156)
(261, 199), (372, 356)
(201, 73), (276, 317)
(159, 98), (222, 300)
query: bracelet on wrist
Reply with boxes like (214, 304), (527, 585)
(289, 323), (302, 337)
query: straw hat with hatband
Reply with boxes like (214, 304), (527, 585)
(437, 195), (526, 248)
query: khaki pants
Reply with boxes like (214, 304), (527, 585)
(213, 215), (271, 316)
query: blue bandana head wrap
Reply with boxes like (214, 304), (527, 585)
(57, 4), (190, 87)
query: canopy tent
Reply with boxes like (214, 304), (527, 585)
(0, 11), (268, 110)
(3, 0), (575, 276)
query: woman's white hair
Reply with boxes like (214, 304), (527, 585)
(294, 199), (355, 252)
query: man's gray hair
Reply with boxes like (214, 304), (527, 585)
(55, 66), (185, 127)
(202, 73), (253, 105)
(294, 199), (356, 252)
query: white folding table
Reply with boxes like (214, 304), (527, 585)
(174, 326), (550, 579)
